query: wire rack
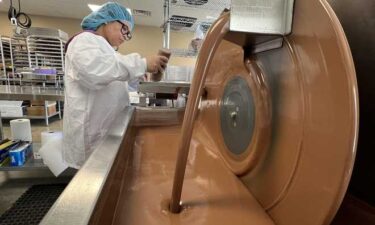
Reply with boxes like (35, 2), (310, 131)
(166, 18), (215, 33)
(11, 37), (29, 72)
(166, 0), (229, 33)
(163, 0), (228, 58)
(169, 48), (198, 58)
(171, 0), (230, 11)
(26, 35), (66, 73)
(0, 36), (14, 79)
(3, 34), (66, 87)
(168, 15), (197, 31)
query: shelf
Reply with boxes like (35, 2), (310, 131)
(28, 39), (62, 44)
(0, 86), (63, 125)
(139, 81), (190, 94)
(164, 0), (229, 33)
(170, 48), (198, 57)
(28, 43), (63, 48)
(171, 0), (230, 11)
(164, 16), (214, 33)
(174, 21), (213, 33)
(0, 85), (64, 101)
(2, 111), (61, 120)
(0, 78), (63, 85)
(0, 143), (48, 171)
(0, 158), (47, 171)
(27, 37), (65, 46)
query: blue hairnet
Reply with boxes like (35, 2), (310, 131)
(81, 2), (134, 31)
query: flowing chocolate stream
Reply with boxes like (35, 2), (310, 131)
(169, 12), (230, 213)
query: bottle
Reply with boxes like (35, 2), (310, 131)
(151, 48), (171, 82)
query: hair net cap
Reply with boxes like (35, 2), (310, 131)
(81, 2), (134, 31)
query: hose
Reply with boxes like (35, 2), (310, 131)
(8, 0), (32, 29)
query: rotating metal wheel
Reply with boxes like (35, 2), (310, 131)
(193, 0), (359, 224)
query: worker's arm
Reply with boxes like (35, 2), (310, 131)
(67, 32), (147, 90)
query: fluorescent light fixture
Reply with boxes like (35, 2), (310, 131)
(88, 3), (132, 15)
(88, 4), (101, 12)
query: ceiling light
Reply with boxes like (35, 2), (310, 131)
(88, 4), (132, 15)
(88, 4), (101, 12)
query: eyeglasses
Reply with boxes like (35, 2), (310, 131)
(116, 20), (132, 41)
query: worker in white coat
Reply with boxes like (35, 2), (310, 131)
(62, 2), (169, 168)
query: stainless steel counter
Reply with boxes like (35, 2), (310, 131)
(40, 106), (134, 225)
(0, 85), (64, 101)
(139, 81), (190, 94)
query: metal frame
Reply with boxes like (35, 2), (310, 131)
(11, 36), (29, 72)
(0, 36), (14, 85)
(0, 37), (5, 79)
(0, 85), (64, 125)
(40, 107), (135, 225)
(163, 0), (229, 57)
(171, 0), (230, 11)
(163, 0), (171, 48)
(139, 81), (190, 94)
(26, 35), (66, 72)
(230, 0), (295, 35)
(170, 48), (198, 57)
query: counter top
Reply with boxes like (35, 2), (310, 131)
(0, 85), (64, 101)
(40, 106), (134, 225)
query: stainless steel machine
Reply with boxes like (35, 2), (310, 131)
(137, 81), (190, 107)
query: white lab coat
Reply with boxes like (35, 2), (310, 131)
(62, 32), (146, 168)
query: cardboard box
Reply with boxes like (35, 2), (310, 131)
(27, 103), (56, 117)
(0, 101), (25, 117)
(30, 100), (55, 106)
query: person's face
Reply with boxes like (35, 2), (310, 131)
(103, 20), (132, 47)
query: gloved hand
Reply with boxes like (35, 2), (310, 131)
(145, 55), (169, 74)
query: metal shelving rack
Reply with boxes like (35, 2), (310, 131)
(163, 0), (230, 57)
(171, 0), (230, 11)
(26, 35), (66, 73)
(0, 28), (67, 129)
(4, 28), (68, 88)
(24, 34), (66, 88)
(0, 36), (14, 84)
(169, 48), (198, 58)
(0, 85), (64, 125)
(11, 36), (29, 72)
(0, 142), (47, 170)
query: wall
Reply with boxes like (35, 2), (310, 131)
(0, 12), (196, 66)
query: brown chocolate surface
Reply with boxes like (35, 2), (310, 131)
(171, 0), (357, 224)
(328, 0), (375, 207)
(112, 126), (275, 225)
(169, 12), (231, 212)
(193, 1), (358, 225)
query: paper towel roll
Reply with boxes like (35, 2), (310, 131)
(41, 131), (63, 147)
(10, 119), (32, 142)
(39, 137), (68, 176)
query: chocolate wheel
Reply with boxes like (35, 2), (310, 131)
(193, 0), (358, 224)
(83, 1), (358, 225)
